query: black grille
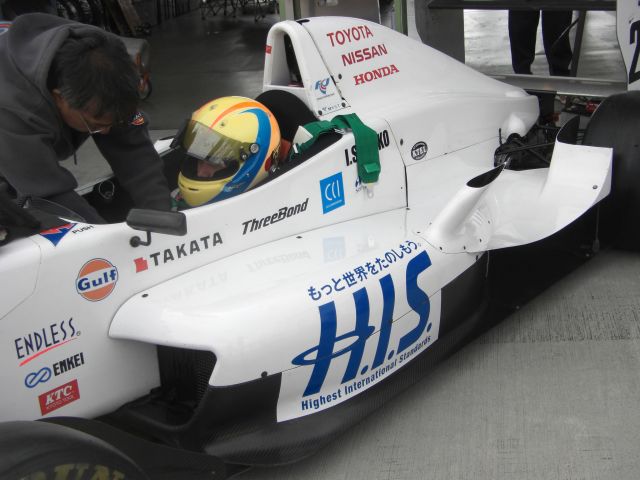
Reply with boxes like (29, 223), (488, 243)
(157, 346), (216, 404)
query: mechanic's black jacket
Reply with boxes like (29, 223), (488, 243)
(0, 13), (171, 212)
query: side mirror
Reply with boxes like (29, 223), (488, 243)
(126, 209), (187, 247)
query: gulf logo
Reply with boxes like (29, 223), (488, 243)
(76, 259), (118, 302)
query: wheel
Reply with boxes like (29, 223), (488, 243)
(583, 91), (640, 250)
(0, 421), (149, 480)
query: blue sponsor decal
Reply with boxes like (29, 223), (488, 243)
(25, 367), (52, 389)
(39, 223), (76, 246)
(315, 77), (330, 95)
(293, 249), (432, 397)
(307, 240), (420, 301)
(320, 172), (345, 214)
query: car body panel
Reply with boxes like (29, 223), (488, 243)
(0, 15), (614, 465)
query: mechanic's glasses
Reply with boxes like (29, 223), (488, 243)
(77, 111), (111, 135)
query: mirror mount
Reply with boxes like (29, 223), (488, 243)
(126, 209), (187, 248)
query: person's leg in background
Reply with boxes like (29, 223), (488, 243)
(541, 10), (573, 76)
(508, 9), (541, 74)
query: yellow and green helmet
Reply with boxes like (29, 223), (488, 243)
(176, 96), (281, 207)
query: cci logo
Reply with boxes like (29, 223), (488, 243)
(292, 250), (432, 396)
(76, 258), (118, 302)
(320, 172), (345, 214)
(24, 367), (52, 389)
(315, 78), (330, 95)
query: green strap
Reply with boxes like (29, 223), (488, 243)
(295, 113), (381, 184)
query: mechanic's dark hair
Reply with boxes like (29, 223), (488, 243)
(47, 29), (139, 123)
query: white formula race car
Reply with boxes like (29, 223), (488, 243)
(1, 10), (640, 480)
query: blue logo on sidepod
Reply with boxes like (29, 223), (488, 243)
(320, 172), (345, 214)
(292, 250), (433, 396)
(315, 78), (330, 95)
(24, 367), (52, 389)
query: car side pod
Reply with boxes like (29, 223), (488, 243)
(126, 209), (187, 247)
(424, 165), (503, 253)
(424, 117), (613, 254)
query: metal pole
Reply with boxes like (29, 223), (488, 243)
(394, 0), (407, 34)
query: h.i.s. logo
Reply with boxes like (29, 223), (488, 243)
(292, 250), (433, 400)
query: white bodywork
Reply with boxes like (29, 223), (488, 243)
(0, 17), (612, 423)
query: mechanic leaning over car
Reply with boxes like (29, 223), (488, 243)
(0, 13), (171, 223)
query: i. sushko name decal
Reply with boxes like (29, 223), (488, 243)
(76, 259), (118, 301)
(278, 241), (441, 421)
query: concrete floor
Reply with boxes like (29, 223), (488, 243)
(75, 4), (640, 479)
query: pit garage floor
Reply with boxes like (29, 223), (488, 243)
(75, 4), (639, 479)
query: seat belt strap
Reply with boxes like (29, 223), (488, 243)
(295, 113), (381, 184)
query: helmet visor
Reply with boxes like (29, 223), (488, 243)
(179, 120), (256, 180)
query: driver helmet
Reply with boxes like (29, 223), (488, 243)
(175, 96), (281, 207)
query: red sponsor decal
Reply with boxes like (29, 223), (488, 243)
(38, 380), (80, 415)
(134, 257), (149, 273)
(130, 112), (145, 126)
(76, 258), (118, 301)
(353, 64), (399, 86)
(265, 44), (272, 54)
(326, 25), (374, 47)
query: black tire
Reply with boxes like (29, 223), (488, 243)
(582, 91), (640, 250)
(0, 421), (149, 480)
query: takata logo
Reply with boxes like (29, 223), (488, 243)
(315, 78), (330, 95)
(38, 379), (80, 415)
(134, 233), (223, 272)
(320, 173), (345, 214)
(76, 259), (118, 301)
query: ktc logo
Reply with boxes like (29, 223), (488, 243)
(76, 259), (118, 301)
(24, 367), (52, 389)
(315, 77), (330, 95)
(292, 250), (432, 396)
(38, 379), (80, 415)
(320, 172), (345, 214)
